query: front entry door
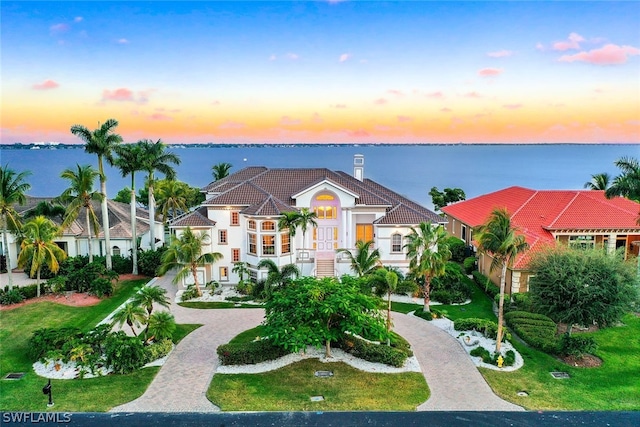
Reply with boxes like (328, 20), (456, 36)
(314, 226), (338, 256)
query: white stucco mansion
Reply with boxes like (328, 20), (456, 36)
(169, 155), (444, 287)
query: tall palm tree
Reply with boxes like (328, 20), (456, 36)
(139, 139), (181, 250)
(155, 179), (189, 224)
(157, 227), (222, 297)
(605, 156), (640, 202)
(474, 208), (529, 353)
(211, 162), (232, 181)
(132, 285), (171, 317)
(404, 222), (451, 313)
(336, 240), (381, 277)
(59, 164), (103, 263)
(278, 211), (300, 264)
(257, 259), (299, 297)
(296, 207), (317, 251)
(71, 118), (123, 270)
(0, 164), (31, 289)
(111, 301), (147, 336)
(114, 143), (144, 275)
(583, 173), (611, 191)
(17, 216), (67, 297)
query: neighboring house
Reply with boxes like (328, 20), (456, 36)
(0, 196), (163, 271)
(169, 155), (444, 288)
(441, 186), (640, 294)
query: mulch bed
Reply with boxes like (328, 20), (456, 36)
(558, 354), (603, 368)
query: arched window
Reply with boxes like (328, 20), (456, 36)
(112, 246), (121, 256)
(261, 221), (275, 231)
(391, 234), (402, 253)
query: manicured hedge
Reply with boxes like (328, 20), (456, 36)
(505, 311), (559, 354)
(217, 339), (291, 365)
(337, 335), (409, 368)
(469, 347), (516, 366)
(453, 318), (510, 341)
(472, 271), (500, 299)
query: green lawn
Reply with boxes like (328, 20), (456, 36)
(208, 358), (429, 411)
(0, 278), (199, 412)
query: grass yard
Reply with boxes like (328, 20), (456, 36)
(482, 313), (640, 411)
(179, 301), (264, 309)
(208, 358), (429, 411)
(0, 278), (197, 412)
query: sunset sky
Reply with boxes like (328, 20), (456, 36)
(2, 1), (639, 144)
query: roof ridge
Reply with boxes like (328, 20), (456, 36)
(511, 190), (539, 218)
(580, 190), (640, 216)
(546, 191), (581, 227)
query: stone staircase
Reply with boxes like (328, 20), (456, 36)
(315, 259), (335, 278)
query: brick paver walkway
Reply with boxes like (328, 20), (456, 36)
(111, 274), (523, 412)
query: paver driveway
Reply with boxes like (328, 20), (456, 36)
(111, 274), (523, 412)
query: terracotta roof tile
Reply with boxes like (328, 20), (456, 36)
(171, 207), (216, 227)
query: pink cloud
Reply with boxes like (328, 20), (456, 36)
(331, 104), (347, 109)
(32, 79), (59, 90)
(387, 89), (404, 96)
(286, 53), (299, 60)
(373, 98), (388, 105)
(426, 91), (443, 99)
(219, 121), (245, 129)
(478, 68), (503, 77)
(102, 88), (134, 101)
(464, 92), (482, 98)
(211, 100), (221, 106)
(503, 104), (523, 110)
(49, 23), (69, 34)
(553, 32), (584, 51)
(346, 129), (370, 138)
(148, 113), (172, 121)
(487, 50), (514, 58)
(397, 115), (412, 123)
(280, 116), (301, 125)
(559, 44), (640, 65)
(440, 108), (452, 113)
(311, 112), (322, 123)
(339, 53), (351, 62)
(535, 42), (545, 51)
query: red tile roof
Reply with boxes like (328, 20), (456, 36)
(442, 187), (640, 269)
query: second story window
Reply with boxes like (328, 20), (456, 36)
(231, 211), (240, 226)
(218, 229), (228, 244)
(391, 234), (402, 253)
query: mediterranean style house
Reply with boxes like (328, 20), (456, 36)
(441, 186), (640, 294)
(0, 196), (163, 273)
(169, 155), (444, 288)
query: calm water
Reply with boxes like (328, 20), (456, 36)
(1, 144), (637, 210)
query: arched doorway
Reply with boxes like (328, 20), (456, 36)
(311, 191), (341, 259)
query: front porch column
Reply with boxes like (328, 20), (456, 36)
(341, 209), (348, 248)
(607, 233), (617, 254)
(511, 271), (522, 293)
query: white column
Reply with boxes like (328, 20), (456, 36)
(608, 233), (617, 254)
(341, 209), (348, 247)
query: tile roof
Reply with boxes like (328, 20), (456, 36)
(441, 187), (640, 269)
(199, 167), (440, 224)
(171, 207), (217, 227)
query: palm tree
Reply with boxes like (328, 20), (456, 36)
(0, 164), (31, 289)
(111, 301), (147, 336)
(257, 259), (299, 297)
(278, 211), (300, 264)
(157, 227), (222, 297)
(132, 285), (171, 317)
(23, 200), (66, 221)
(71, 118), (123, 270)
(583, 173), (611, 191)
(139, 139), (181, 250)
(336, 240), (381, 277)
(370, 267), (399, 335)
(232, 261), (250, 284)
(17, 216), (67, 297)
(211, 162), (232, 181)
(605, 156), (640, 202)
(404, 222), (451, 313)
(114, 143), (144, 275)
(146, 311), (177, 342)
(155, 179), (189, 224)
(296, 207), (317, 250)
(474, 208), (529, 353)
(59, 164), (103, 263)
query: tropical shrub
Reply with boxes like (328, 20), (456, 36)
(47, 276), (68, 293)
(469, 347), (516, 366)
(559, 334), (598, 357)
(463, 256), (477, 274)
(472, 271), (500, 299)
(338, 334), (408, 367)
(217, 339), (291, 365)
(394, 279), (419, 296)
(104, 332), (147, 374)
(28, 327), (83, 361)
(180, 284), (200, 301)
(144, 339), (174, 363)
(0, 288), (25, 305)
(20, 283), (46, 299)
(89, 277), (113, 298)
(453, 318), (510, 341)
(445, 236), (467, 263)
(430, 262), (473, 303)
(504, 311), (559, 354)
(138, 247), (167, 277)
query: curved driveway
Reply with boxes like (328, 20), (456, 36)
(111, 274), (522, 412)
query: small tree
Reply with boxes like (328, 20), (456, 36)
(264, 276), (388, 358)
(111, 302), (147, 336)
(132, 285), (171, 317)
(146, 311), (176, 342)
(529, 246), (639, 332)
(336, 240), (381, 277)
(256, 259), (299, 298)
(429, 187), (466, 212)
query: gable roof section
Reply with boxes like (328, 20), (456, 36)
(171, 207), (217, 227)
(442, 187), (640, 269)
(198, 167), (440, 224)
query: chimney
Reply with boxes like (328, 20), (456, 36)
(353, 154), (364, 181)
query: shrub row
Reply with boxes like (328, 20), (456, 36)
(337, 335), (409, 368)
(144, 339), (174, 364)
(472, 271), (500, 299)
(454, 318), (510, 341)
(559, 334), (598, 357)
(217, 339), (291, 365)
(469, 347), (516, 366)
(504, 311), (559, 354)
